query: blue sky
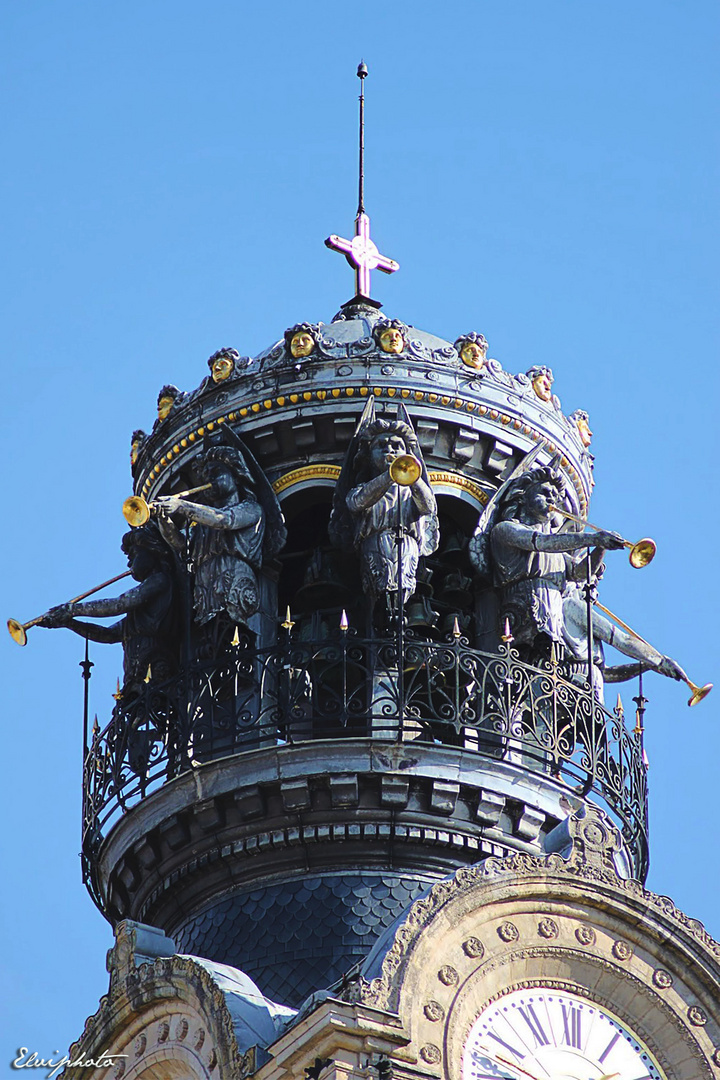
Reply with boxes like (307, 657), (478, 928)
(2, 1), (718, 1068)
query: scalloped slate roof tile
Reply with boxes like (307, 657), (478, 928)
(172, 872), (432, 1006)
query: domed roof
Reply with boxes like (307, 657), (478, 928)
(132, 299), (594, 516)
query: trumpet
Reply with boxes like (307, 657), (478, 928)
(122, 483), (214, 527)
(7, 570), (132, 647)
(594, 599), (712, 707)
(388, 453), (422, 486)
(551, 505), (656, 568)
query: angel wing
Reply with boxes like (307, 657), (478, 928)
(467, 443), (544, 578)
(217, 425), (287, 558)
(328, 395), (377, 550)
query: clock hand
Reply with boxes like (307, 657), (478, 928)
(567, 1073), (620, 1080)
(479, 1049), (547, 1080)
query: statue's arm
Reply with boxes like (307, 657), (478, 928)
(593, 611), (686, 682)
(71, 575), (165, 618)
(347, 473), (394, 511)
(410, 476), (436, 515)
(59, 618), (125, 644)
(591, 610), (664, 667)
(604, 662), (650, 683)
(39, 576), (166, 629)
(494, 521), (624, 553)
(156, 496), (262, 531)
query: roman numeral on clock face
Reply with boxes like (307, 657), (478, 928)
(598, 1031), (621, 1063)
(487, 1031), (525, 1060)
(518, 1005), (551, 1047)
(561, 1002), (582, 1049)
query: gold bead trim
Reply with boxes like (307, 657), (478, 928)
(427, 471), (489, 507)
(140, 387), (587, 512)
(269, 465), (489, 507)
(272, 464), (342, 494)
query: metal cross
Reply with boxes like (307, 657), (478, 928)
(325, 63), (399, 300)
(325, 212), (399, 300)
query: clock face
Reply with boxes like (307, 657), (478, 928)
(462, 988), (663, 1080)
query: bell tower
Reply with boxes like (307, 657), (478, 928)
(27, 65), (718, 1080)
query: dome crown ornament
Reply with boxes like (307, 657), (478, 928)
(325, 63), (399, 301)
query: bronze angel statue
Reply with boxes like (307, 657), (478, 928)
(156, 432), (286, 632)
(329, 397), (439, 622)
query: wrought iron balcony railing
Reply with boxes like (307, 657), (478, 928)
(81, 631), (649, 899)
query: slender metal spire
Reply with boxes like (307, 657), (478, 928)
(325, 61), (399, 301)
(357, 61), (367, 216)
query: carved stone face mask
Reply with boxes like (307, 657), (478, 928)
(212, 356), (234, 382)
(157, 396), (175, 420)
(576, 417), (593, 447)
(379, 328), (404, 354)
(460, 342), (486, 370)
(290, 332), (315, 358)
(532, 374), (553, 402)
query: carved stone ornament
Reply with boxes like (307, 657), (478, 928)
(652, 969), (673, 989)
(420, 1044), (442, 1064)
(175, 1018), (189, 1041)
(437, 964), (459, 986)
(538, 917), (559, 939)
(574, 924), (596, 946)
(612, 939), (633, 961)
(423, 1000), (445, 1022)
(713, 1048), (720, 1066)
(349, 801), (720, 1080)
(462, 937), (484, 958)
(688, 1005), (708, 1026)
(66, 927), (259, 1080)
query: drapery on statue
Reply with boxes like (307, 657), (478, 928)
(329, 397), (439, 620)
(155, 439), (286, 630)
(470, 460), (625, 657)
(38, 523), (178, 694)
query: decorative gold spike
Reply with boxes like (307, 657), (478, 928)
(231, 625), (240, 646)
(452, 616), (461, 639)
(112, 677), (123, 701)
(144, 664), (152, 684)
(634, 709), (644, 737)
(615, 692), (624, 717)
(92, 715), (100, 735)
(281, 606), (295, 631)
(340, 609), (349, 631)
(501, 617), (513, 643)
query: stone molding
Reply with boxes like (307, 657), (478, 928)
(96, 742), (571, 926)
(341, 805), (720, 1079)
(64, 953), (244, 1080)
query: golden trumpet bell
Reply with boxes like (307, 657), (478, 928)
(389, 453), (422, 486)
(7, 619), (27, 647)
(688, 681), (713, 707)
(123, 495), (151, 528)
(628, 537), (656, 569)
